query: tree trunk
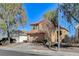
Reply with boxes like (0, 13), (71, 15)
(7, 28), (10, 44)
(6, 20), (10, 44)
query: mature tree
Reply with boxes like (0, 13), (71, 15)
(43, 10), (58, 47)
(44, 3), (79, 48)
(59, 3), (79, 23)
(0, 3), (26, 44)
(44, 10), (58, 25)
(59, 3), (79, 41)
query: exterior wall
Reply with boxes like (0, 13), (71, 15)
(75, 25), (79, 40)
(29, 20), (68, 44)
(60, 29), (68, 40)
(51, 30), (57, 43)
(27, 34), (45, 43)
(40, 23), (47, 31)
(19, 36), (27, 42)
(12, 35), (27, 43)
(38, 23), (43, 31)
(0, 32), (7, 40)
(30, 20), (55, 43)
(51, 28), (68, 44)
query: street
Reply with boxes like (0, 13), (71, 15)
(0, 49), (45, 56)
(0, 43), (79, 56)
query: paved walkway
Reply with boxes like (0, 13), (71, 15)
(0, 43), (79, 56)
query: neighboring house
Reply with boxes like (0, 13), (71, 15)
(0, 32), (7, 40)
(27, 18), (68, 45)
(11, 30), (27, 42)
(75, 24), (79, 40)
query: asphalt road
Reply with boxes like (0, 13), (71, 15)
(0, 43), (79, 56)
(0, 49), (79, 56)
(0, 49), (44, 56)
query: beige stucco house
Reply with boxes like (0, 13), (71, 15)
(27, 18), (68, 45)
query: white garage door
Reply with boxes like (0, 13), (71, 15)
(19, 36), (27, 42)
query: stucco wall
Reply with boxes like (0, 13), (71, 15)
(27, 33), (45, 43)
(19, 36), (27, 42)
(51, 29), (68, 44)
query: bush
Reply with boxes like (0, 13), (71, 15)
(62, 35), (70, 43)
(62, 35), (79, 44)
(10, 38), (16, 43)
(0, 37), (16, 45)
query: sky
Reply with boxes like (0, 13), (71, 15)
(17, 3), (77, 37)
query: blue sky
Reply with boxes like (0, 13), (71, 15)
(17, 3), (76, 37)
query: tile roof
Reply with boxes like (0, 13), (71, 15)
(28, 18), (68, 35)
(30, 18), (48, 26)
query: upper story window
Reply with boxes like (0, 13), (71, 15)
(57, 30), (62, 36)
(31, 25), (39, 30)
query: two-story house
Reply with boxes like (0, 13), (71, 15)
(27, 18), (68, 45)
(27, 19), (47, 43)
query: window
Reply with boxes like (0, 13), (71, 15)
(32, 26), (39, 30)
(60, 31), (62, 35)
(57, 30), (62, 36)
(33, 26), (36, 29)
